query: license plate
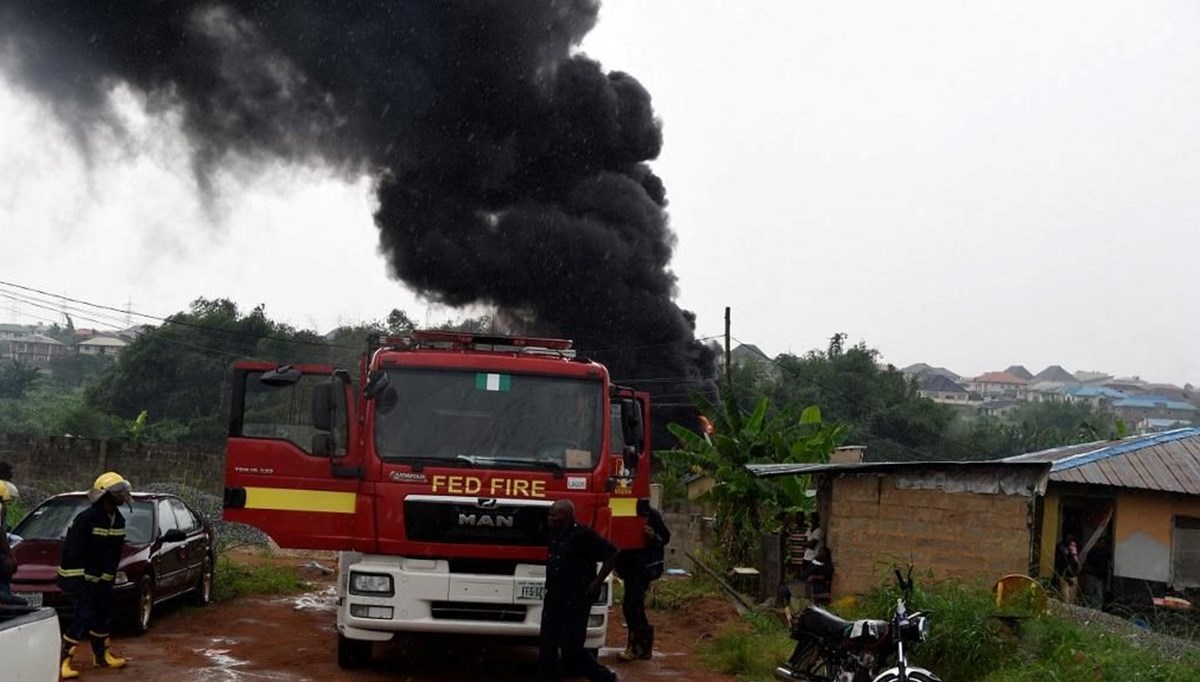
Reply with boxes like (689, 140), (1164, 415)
(14, 592), (42, 608)
(515, 581), (545, 602)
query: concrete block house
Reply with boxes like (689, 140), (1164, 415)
(751, 428), (1200, 606)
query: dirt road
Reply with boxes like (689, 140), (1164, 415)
(100, 562), (740, 681)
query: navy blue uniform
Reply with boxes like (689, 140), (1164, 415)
(538, 522), (617, 682)
(58, 503), (126, 643)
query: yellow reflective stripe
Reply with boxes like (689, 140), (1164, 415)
(243, 487), (357, 514)
(609, 498), (638, 518)
(58, 567), (85, 577)
(84, 573), (114, 582)
(91, 527), (126, 537)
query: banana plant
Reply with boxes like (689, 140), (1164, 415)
(662, 392), (844, 565)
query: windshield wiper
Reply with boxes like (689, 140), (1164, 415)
(457, 456), (564, 478)
(395, 455), (476, 472)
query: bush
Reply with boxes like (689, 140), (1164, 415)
(647, 574), (722, 610)
(212, 555), (304, 602)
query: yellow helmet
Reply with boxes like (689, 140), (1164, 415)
(0, 480), (16, 503)
(88, 471), (131, 504)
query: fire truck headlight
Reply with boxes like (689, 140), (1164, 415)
(350, 572), (394, 596)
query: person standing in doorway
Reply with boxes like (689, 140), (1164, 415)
(58, 472), (132, 679)
(615, 506), (671, 662)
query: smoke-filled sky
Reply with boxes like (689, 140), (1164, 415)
(2, 1), (1200, 385)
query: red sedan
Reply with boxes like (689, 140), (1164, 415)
(9, 491), (216, 633)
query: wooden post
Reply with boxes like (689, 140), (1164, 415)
(724, 306), (732, 392)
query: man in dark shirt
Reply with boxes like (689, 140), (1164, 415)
(538, 499), (619, 682)
(615, 506), (670, 661)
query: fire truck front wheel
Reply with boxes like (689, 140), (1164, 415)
(337, 633), (373, 669)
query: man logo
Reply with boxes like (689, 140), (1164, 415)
(458, 512), (515, 528)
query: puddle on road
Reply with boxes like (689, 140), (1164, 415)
(191, 638), (309, 682)
(280, 584), (338, 612)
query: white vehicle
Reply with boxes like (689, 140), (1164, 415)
(0, 606), (61, 681)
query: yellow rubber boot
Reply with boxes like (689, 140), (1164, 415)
(91, 635), (127, 669)
(61, 640), (81, 679)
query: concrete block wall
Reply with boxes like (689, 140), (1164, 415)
(827, 474), (1032, 597)
(0, 433), (224, 495)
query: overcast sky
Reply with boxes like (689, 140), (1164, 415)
(2, 1), (1199, 384)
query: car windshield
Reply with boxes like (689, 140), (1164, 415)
(14, 498), (155, 545)
(374, 369), (603, 470)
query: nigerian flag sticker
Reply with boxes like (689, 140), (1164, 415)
(475, 373), (511, 392)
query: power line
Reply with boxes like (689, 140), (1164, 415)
(0, 278), (732, 359)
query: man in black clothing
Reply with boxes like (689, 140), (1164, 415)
(615, 507), (670, 662)
(538, 499), (619, 682)
(57, 471), (132, 679)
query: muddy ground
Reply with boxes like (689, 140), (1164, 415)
(93, 550), (742, 681)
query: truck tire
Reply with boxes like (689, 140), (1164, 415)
(337, 633), (372, 669)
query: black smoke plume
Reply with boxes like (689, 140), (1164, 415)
(0, 1), (716, 441)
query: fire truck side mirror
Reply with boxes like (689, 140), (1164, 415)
(312, 381), (334, 432)
(363, 369), (391, 400)
(620, 398), (644, 453)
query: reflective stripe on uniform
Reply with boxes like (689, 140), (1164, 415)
(58, 567), (85, 578)
(91, 527), (125, 537)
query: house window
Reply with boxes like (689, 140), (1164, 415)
(1172, 516), (1200, 588)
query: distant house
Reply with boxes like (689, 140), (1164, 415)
(0, 323), (29, 341)
(979, 399), (1022, 419)
(901, 363), (961, 381)
(1112, 396), (1197, 427)
(78, 335), (129, 357)
(969, 371), (1027, 398)
(917, 374), (972, 406)
(1004, 365), (1034, 381)
(2, 333), (66, 366)
(1020, 381), (1072, 403)
(1075, 371), (1113, 385)
(1034, 365), (1076, 383)
(729, 343), (779, 380)
(1138, 417), (1190, 434)
(1067, 386), (1126, 410)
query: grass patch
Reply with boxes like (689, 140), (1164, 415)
(983, 616), (1200, 682)
(699, 619), (794, 681)
(693, 576), (1200, 682)
(212, 554), (305, 603)
(647, 573), (723, 610)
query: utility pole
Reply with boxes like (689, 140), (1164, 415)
(724, 306), (732, 392)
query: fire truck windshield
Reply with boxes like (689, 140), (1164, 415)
(373, 369), (603, 470)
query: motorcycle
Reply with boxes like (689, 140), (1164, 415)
(774, 567), (940, 682)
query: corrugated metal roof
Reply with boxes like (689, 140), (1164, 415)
(747, 460), (1048, 478)
(1003, 428), (1200, 495)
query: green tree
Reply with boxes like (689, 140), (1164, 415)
(0, 361), (40, 399)
(769, 335), (953, 460)
(662, 394), (844, 566)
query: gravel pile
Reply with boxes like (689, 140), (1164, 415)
(1051, 600), (1200, 661)
(138, 482), (270, 550)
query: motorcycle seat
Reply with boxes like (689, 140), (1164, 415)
(796, 606), (889, 646)
(796, 605), (852, 640)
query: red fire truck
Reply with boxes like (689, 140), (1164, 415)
(223, 330), (652, 668)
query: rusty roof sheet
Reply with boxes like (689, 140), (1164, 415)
(1004, 428), (1200, 495)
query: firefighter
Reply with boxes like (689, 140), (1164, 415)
(58, 471), (132, 679)
(538, 499), (619, 682)
(615, 506), (671, 662)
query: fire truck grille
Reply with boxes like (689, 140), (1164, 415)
(431, 601), (528, 623)
(404, 500), (549, 546)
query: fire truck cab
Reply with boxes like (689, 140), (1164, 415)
(223, 330), (652, 668)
